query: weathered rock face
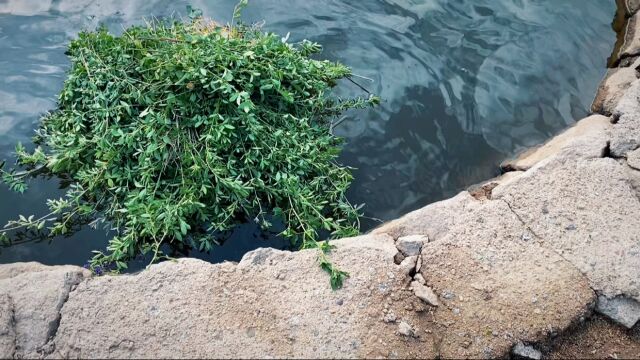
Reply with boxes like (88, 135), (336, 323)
(611, 78), (640, 157)
(617, 11), (640, 61)
(0, 263), (91, 358)
(596, 296), (640, 329)
(371, 191), (481, 241)
(48, 235), (444, 359)
(415, 199), (594, 358)
(592, 60), (640, 116)
(500, 115), (611, 171)
(494, 156), (640, 302)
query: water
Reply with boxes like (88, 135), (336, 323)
(0, 0), (615, 267)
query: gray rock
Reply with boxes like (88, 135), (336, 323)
(0, 263), (90, 358)
(383, 312), (397, 323)
(397, 321), (415, 337)
(410, 281), (439, 307)
(442, 290), (456, 300)
(512, 342), (542, 360)
(628, 148), (640, 170)
(396, 235), (428, 257)
(596, 296), (640, 328)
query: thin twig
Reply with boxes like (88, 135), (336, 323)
(346, 77), (370, 94)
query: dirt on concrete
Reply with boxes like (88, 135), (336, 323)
(548, 315), (640, 359)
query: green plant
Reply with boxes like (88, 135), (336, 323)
(0, 7), (377, 288)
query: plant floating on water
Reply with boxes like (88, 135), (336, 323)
(0, 5), (378, 289)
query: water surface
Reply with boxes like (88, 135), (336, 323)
(0, 0), (615, 266)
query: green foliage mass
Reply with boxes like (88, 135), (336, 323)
(0, 14), (378, 287)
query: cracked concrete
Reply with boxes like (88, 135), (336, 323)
(0, 263), (91, 358)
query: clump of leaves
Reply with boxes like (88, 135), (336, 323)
(0, 9), (377, 288)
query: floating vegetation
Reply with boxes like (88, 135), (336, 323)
(0, 4), (378, 288)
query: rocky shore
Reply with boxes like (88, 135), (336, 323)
(2, 1), (640, 358)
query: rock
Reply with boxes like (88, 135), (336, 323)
(47, 234), (443, 359)
(383, 312), (397, 323)
(418, 199), (594, 358)
(396, 235), (428, 257)
(591, 60), (640, 116)
(398, 256), (418, 277)
(413, 273), (426, 285)
(393, 252), (405, 265)
(441, 290), (455, 300)
(0, 261), (53, 280)
(630, 0), (640, 16)
(372, 191), (480, 241)
(0, 294), (15, 358)
(611, 79), (640, 157)
(410, 281), (439, 307)
(596, 296), (640, 329)
(397, 321), (415, 337)
(627, 147), (640, 170)
(468, 172), (524, 200)
(617, 12), (640, 60)
(493, 156), (640, 301)
(0, 263), (90, 358)
(500, 115), (611, 171)
(512, 342), (542, 360)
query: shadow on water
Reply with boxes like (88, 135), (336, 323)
(0, 0), (616, 268)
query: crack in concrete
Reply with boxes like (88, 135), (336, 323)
(498, 198), (542, 241)
(39, 273), (88, 357)
(498, 198), (597, 295)
(7, 295), (17, 359)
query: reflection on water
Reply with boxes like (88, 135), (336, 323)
(0, 0), (614, 266)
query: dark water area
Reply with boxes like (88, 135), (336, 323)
(0, 0), (615, 268)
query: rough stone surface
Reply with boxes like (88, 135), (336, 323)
(396, 235), (427, 257)
(592, 61), (640, 116)
(631, 0), (640, 16)
(611, 79), (640, 157)
(619, 12), (640, 60)
(0, 294), (15, 359)
(371, 191), (480, 241)
(410, 281), (439, 306)
(48, 235), (443, 359)
(0, 263), (90, 358)
(628, 147), (640, 169)
(416, 199), (594, 358)
(0, 261), (56, 280)
(468, 171), (524, 200)
(500, 115), (611, 171)
(397, 321), (415, 337)
(596, 296), (640, 329)
(512, 342), (542, 360)
(494, 156), (640, 301)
